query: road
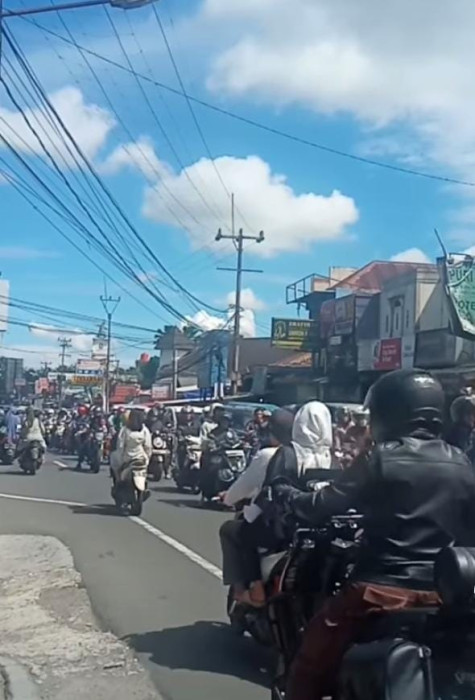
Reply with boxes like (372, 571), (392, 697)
(0, 452), (270, 700)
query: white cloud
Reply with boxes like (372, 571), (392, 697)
(99, 137), (168, 181)
(186, 307), (256, 338)
(203, 0), (475, 183)
(143, 154), (358, 256)
(29, 323), (93, 352)
(0, 247), (59, 259)
(0, 86), (114, 165)
(226, 287), (266, 311)
(390, 248), (431, 264)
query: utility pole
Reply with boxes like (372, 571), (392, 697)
(57, 337), (72, 407)
(40, 361), (51, 377)
(100, 294), (120, 413)
(216, 194), (264, 395)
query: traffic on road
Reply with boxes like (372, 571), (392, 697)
(1, 377), (475, 700)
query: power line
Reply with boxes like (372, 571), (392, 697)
(2, 26), (226, 320)
(23, 17), (475, 190)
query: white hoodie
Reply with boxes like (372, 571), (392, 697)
(292, 401), (333, 474)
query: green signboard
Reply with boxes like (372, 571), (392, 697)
(271, 318), (318, 350)
(442, 255), (475, 339)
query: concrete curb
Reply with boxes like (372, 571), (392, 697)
(0, 657), (40, 700)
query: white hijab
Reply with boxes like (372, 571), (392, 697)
(292, 401), (333, 474)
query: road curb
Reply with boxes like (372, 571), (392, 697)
(0, 657), (40, 700)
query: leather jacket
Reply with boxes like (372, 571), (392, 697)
(286, 436), (475, 590)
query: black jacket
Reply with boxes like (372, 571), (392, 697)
(287, 437), (475, 590)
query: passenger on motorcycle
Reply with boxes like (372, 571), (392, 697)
(111, 409), (152, 484)
(273, 369), (475, 700)
(265, 401), (333, 486)
(219, 409), (294, 607)
(333, 405), (353, 452)
(17, 407), (46, 457)
(199, 403), (223, 449)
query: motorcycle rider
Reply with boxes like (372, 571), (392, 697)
(219, 408), (294, 607)
(200, 410), (238, 497)
(445, 394), (475, 458)
(17, 406), (46, 458)
(333, 405), (353, 452)
(111, 408), (152, 485)
(199, 403), (224, 449)
(5, 407), (20, 445)
(272, 369), (475, 700)
(176, 406), (199, 472)
(146, 403), (170, 433)
(74, 405), (90, 470)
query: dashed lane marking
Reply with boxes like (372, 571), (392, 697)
(53, 460), (69, 469)
(0, 492), (223, 580)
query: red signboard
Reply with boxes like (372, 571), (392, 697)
(373, 338), (402, 370)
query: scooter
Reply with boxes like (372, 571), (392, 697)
(148, 430), (171, 481)
(201, 439), (246, 501)
(112, 460), (149, 516)
(19, 440), (44, 475)
(0, 427), (15, 465)
(173, 435), (201, 494)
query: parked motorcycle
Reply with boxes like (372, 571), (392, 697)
(173, 435), (201, 493)
(148, 430), (171, 481)
(201, 439), (246, 501)
(0, 427), (15, 465)
(19, 440), (43, 475)
(112, 460), (149, 516)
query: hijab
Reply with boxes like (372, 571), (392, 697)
(292, 401), (333, 474)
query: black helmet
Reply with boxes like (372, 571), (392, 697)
(367, 369), (444, 442)
(450, 395), (475, 423)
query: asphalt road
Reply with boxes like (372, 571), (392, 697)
(0, 452), (270, 700)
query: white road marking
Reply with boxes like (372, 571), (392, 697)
(0, 492), (223, 580)
(0, 492), (86, 507)
(130, 516), (222, 580)
(53, 460), (69, 469)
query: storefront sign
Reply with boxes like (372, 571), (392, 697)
(358, 338), (403, 371)
(271, 318), (318, 350)
(443, 255), (475, 339)
(374, 338), (401, 370)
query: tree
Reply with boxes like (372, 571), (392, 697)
(137, 355), (160, 390)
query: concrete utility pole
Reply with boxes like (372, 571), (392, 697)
(57, 337), (72, 407)
(216, 194), (264, 395)
(100, 294), (120, 413)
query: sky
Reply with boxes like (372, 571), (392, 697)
(1, 0), (475, 366)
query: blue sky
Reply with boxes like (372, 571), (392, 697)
(1, 0), (474, 366)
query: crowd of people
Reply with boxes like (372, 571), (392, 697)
(2, 377), (475, 698)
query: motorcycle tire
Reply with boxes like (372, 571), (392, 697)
(90, 448), (101, 474)
(130, 491), (143, 517)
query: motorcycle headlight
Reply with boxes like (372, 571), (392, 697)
(153, 437), (165, 448)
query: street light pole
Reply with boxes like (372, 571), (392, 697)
(0, 0), (158, 18)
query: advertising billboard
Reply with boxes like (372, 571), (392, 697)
(271, 318), (318, 350)
(442, 255), (475, 339)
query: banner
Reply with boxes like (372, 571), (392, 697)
(271, 318), (318, 350)
(442, 254), (475, 338)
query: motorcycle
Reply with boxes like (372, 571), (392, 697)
(148, 430), (171, 481)
(112, 460), (149, 516)
(52, 422), (66, 451)
(0, 427), (15, 465)
(202, 438), (246, 501)
(87, 430), (104, 473)
(19, 440), (43, 475)
(173, 435), (201, 494)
